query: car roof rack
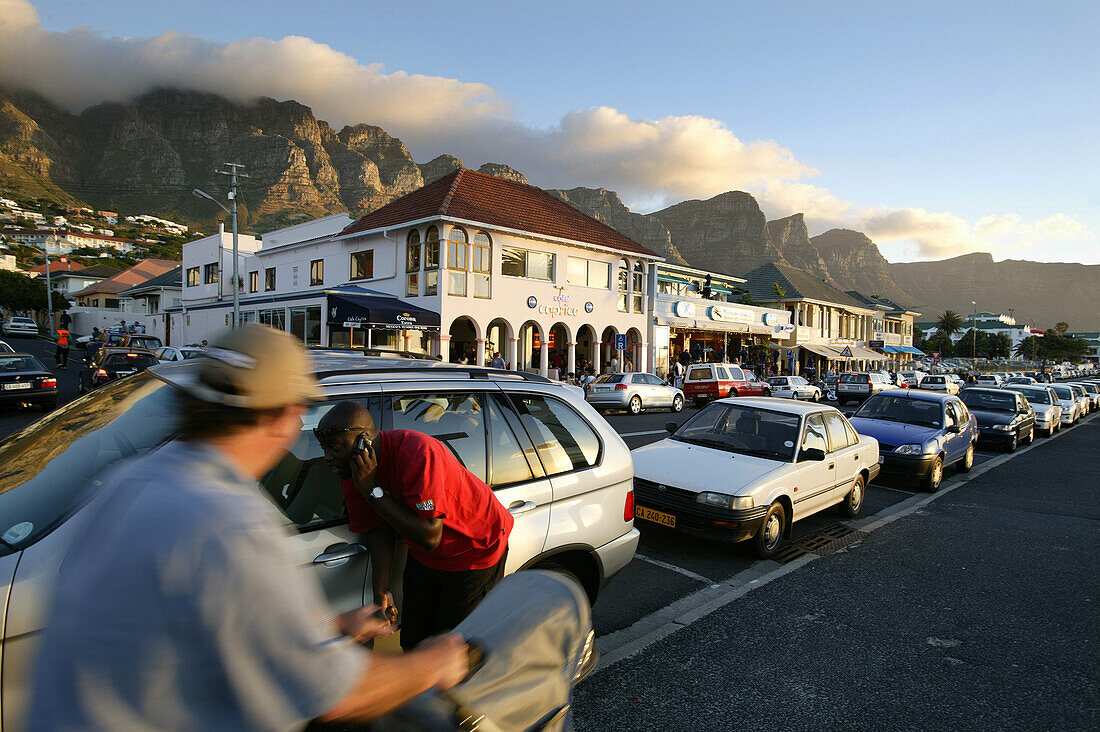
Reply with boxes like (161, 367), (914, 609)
(311, 364), (553, 384)
(308, 346), (433, 360)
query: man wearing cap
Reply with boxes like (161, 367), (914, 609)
(30, 325), (469, 730)
(315, 401), (514, 651)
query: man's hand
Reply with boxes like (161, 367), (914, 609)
(335, 604), (396, 644)
(415, 634), (470, 690)
(348, 444), (379, 497)
(375, 591), (397, 621)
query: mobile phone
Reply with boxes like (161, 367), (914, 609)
(355, 434), (368, 453)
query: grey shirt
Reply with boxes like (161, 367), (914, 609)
(30, 440), (365, 731)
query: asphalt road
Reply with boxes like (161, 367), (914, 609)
(0, 335), (83, 436)
(576, 414), (1099, 730)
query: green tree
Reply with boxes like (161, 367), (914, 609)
(1053, 321), (1069, 334)
(935, 310), (964, 338)
(1014, 336), (1042, 360)
(0, 270), (69, 314)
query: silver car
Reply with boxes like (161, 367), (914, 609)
(1, 317), (38, 338)
(586, 372), (685, 414)
(1069, 381), (1100, 410)
(766, 376), (822, 401)
(918, 375), (960, 395)
(0, 356), (640, 729)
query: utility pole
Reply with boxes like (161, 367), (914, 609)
(218, 163), (248, 330)
(971, 301), (977, 361)
(42, 236), (55, 339)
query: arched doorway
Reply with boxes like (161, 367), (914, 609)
(601, 326), (619, 373)
(518, 320), (543, 373)
(448, 317), (478, 364)
(576, 325), (597, 376)
(626, 327), (643, 372)
(486, 318), (512, 368)
(546, 322), (570, 378)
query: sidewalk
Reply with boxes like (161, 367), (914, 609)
(575, 419), (1099, 731)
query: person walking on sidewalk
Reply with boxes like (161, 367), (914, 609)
(316, 400), (514, 651)
(54, 326), (71, 368)
(30, 325), (469, 730)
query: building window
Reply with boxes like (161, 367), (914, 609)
(290, 306), (323, 346)
(265, 267), (276, 291)
(406, 229), (421, 297)
(617, 259), (629, 312)
(473, 231), (491, 298)
(567, 257), (611, 289)
(310, 259), (324, 286)
(259, 308), (285, 330)
(502, 246), (553, 281)
(203, 262), (219, 284)
(632, 261), (644, 313)
(350, 250), (374, 280)
(424, 226), (440, 296)
(104, 298), (119, 309)
(186, 266), (200, 287)
(248, 271), (258, 293)
(447, 227), (468, 296)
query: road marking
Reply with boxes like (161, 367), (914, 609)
(592, 413), (1097, 675)
(619, 429), (669, 438)
(873, 484), (918, 495)
(634, 554), (718, 586)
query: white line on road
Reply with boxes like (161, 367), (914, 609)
(618, 429), (668, 438)
(873, 484), (918, 495)
(634, 554), (718, 586)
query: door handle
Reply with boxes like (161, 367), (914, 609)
(313, 542), (366, 567)
(828, 463), (835, 470)
(508, 500), (537, 516)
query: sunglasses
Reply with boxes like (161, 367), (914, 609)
(313, 427), (366, 445)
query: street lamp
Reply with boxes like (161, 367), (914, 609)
(38, 236), (56, 339)
(193, 187), (239, 330)
(971, 301), (977, 361)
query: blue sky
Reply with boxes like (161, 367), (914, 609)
(9, 0), (1099, 263)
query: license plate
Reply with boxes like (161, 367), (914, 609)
(635, 505), (676, 528)
(878, 455), (885, 464)
(595, 387), (610, 392)
(2, 382), (31, 390)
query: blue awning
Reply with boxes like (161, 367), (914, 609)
(326, 290), (440, 331)
(882, 345), (902, 353)
(901, 346), (925, 355)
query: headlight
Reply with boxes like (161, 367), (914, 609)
(894, 443), (924, 455)
(696, 492), (754, 510)
(992, 424), (1013, 431)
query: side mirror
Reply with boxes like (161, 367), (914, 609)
(665, 421), (679, 434)
(947, 424), (961, 434)
(800, 447), (826, 462)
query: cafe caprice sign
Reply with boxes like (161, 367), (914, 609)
(674, 301), (772, 326)
(528, 291), (591, 317)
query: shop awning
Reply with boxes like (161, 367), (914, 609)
(880, 345), (902, 353)
(801, 344), (841, 359)
(658, 273), (692, 285)
(326, 290), (440, 331)
(900, 345), (925, 355)
(854, 346), (887, 361)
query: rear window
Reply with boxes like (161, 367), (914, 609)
(593, 374), (623, 384)
(12, 317), (35, 325)
(0, 355), (44, 371)
(686, 366), (714, 381)
(841, 374), (869, 383)
(767, 378), (788, 386)
(925, 376), (944, 383)
(102, 353), (160, 370)
(1052, 386), (1072, 398)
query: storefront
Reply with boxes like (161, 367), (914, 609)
(326, 287), (440, 351)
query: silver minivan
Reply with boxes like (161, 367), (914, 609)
(0, 355), (640, 729)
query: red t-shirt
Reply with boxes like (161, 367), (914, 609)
(340, 430), (514, 571)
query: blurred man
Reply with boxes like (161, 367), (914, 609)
(31, 325), (468, 730)
(317, 401), (513, 650)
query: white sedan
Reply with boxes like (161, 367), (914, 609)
(767, 376), (822, 401)
(631, 398), (880, 558)
(154, 345), (205, 362)
(918, 375), (960, 395)
(1, 317), (39, 337)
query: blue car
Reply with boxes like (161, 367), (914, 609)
(848, 390), (978, 492)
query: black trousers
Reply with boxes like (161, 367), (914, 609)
(55, 345), (69, 366)
(399, 550), (507, 651)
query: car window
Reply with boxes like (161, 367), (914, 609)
(717, 368), (731, 380)
(645, 374), (664, 386)
(0, 355), (42, 371)
(843, 418), (860, 445)
(102, 353), (160, 370)
(507, 393), (600, 476)
(955, 401), (971, 423)
(801, 415), (829, 454)
(854, 395), (943, 428)
(632, 374), (649, 384)
(767, 378), (787, 386)
(686, 366), (713, 382)
(672, 403), (799, 460)
(486, 397), (537, 487)
(745, 370), (758, 381)
(822, 412), (853, 451)
(944, 403), (958, 429)
(593, 374), (623, 384)
(960, 390), (1016, 413)
(841, 374), (867, 383)
(391, 392), (489, 482)
(0, 372), (180, 552)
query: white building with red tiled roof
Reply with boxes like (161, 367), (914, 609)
(178, 169), (664, 374)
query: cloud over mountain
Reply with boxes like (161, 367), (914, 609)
(0, 0), (1092, 262)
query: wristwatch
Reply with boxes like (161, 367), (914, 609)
(369, 486), (384, 500)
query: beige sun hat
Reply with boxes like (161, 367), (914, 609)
(181, 324), (320, 409)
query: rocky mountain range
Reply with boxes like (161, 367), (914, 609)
(1, 87), (1095, 329)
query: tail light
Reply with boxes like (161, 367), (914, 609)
(39, 377), (57, 388)
(615, 384), (628, 390)
(624, 488), (635, 522)
(95, 369), (109, 380)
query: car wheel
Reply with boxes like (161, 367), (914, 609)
(957, 442), (975, 473)
(839, 475), (865, 517)
(1006, 432), (1018, 452)
(671, 394), (684, 413)
(752, 501), (786, 559)
(922, 455), (944, 492)
(811, 390), (821, 402)
(1024, 427), (1034, 445)
(629, 395), (642, 415)
(729, 388), (739, 398)
(762, 389), (771, 397)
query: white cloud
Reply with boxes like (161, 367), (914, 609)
(0, 0), (1093, 262)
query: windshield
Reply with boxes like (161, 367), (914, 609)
(1052, 386), (1072, 399)
(0, 371), (181, 553)
(1080, 383), (1099, 395)
(180, 349), (204, 359)
(1012, 388), (1050, 405)
(960, 390), (1016, 413)
(671, 403), (799, 461)
(853, 394), (944, 428)
(0, 355), (44, 372)
(102, 353), (160, 370)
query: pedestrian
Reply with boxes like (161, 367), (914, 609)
(59, 310), (72, 330)
(54, 325), (71, 367)
(30, 325), (469, 729)
(488, 351), (505, 369)
(624, 356), (634, 372)
(672, 358), (685, 388)
(316, 400), (514, 651)
(609, 353), (620, 373)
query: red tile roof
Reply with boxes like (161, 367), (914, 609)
(29, 260), (86, 274)
(74, 259), (180, 297)
(339, 168), (659, 258)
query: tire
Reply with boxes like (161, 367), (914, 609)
(762, 389), (772, 398)
(752, 501), (786, 559)
(728, 388), (739, 399)
(957, 442), (975, 473)
(839, 475), (865, 518)
(671, 394), (684, 413)
(811, 390), (821, 402)
(628, 395), (642, 415)
(1006, 432), (1018, 452)
(1024, 426), (1035, 445)
(922, 455), (944, 492)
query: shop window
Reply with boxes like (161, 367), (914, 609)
(617, 259), (629, 313)
(350, 250), (374, 281)
(310, 259), (324, 286)
(473, 231), (491, 298)
(502, 246), (553, 281)
(406, 230), (421, 297)
(259, 307), (285, 330)
(632, 261), (644, 313)
(203, 262), (219, 284)
(186, 266), (200, 287)
(290, 306), (323, 347)
(264, 267), (276, 291)
(248, 271), (258, 293)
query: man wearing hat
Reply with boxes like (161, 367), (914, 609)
(30, 325), (469, 730)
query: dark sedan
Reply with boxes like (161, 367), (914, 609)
(959, 387), (1036, 452)
(0, 353), (59, 410)
(78, 347), (160, 393)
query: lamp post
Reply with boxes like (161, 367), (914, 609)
(971, 301), (977, 361)
(41, 236), (55, 339)
(193, 186), (239, 330)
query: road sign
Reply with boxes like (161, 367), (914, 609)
(839, 345), (854, 358)
(614, 334), (627, 350)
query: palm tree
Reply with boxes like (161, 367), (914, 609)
(936, 310), (964, 338)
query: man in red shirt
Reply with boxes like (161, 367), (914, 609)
(316, 401), (513, 650)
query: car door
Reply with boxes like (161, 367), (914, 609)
(1014, 393), (1035, 437)
(822, 411), (859, 502)
(942, 401), (969, 463)
(639, 374), (666, 406)
(791, 414), (837, 519)
(631, 373), (655, 406)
